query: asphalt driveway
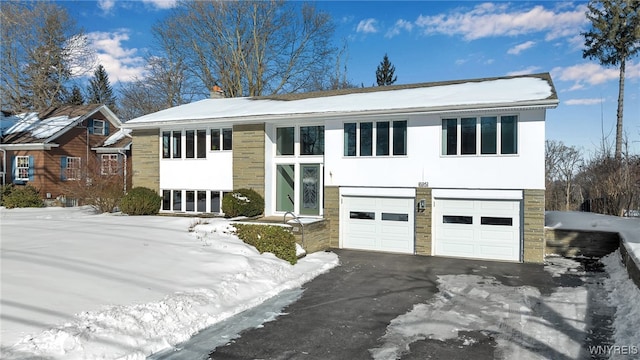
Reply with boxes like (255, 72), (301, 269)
(208, 249), (613, 360)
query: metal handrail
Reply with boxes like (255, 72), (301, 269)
(283, 211), (304, 248)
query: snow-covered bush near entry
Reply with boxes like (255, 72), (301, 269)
(222, 188), (264, 218)
(234, 224), (297, 264)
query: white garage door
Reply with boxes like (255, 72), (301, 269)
(341, 196), (414, 254)
(434, 199), (521, 261)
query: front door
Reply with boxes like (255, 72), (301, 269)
(299, 164), (320, 215)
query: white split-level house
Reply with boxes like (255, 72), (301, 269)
(123, 73), (558, 263)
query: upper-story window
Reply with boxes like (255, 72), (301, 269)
(276, 125), (324, 156)
(162, 130), (182, 159)
(186, 130), (207, 158)
(344, 120), (406, 157)
(442, 115), (518, 156)
(210, 128), (232, 151)
(90, 119), (107, 135)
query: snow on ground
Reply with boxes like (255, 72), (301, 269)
(0, 206), (339, 359)
(369, 257), (589, 360)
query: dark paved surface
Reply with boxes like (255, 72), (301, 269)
(208, 249), (611, 360)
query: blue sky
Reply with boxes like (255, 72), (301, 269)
(61, 0), (640, 155)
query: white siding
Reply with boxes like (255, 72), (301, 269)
(323, 108), (545, 190)
(159, 151), (233, 190)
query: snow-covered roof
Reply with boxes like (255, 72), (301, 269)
(0, 104), (121, 145)
(93, 128), (133, 151)
(125, 73), (558, 127)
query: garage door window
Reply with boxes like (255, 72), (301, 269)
(382, 212), (409, 221)
(443, 215), (473, 224)
(350, 211), (375, 220)
(481, 217), (513, 226)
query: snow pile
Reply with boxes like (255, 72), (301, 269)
(0, 207), (338, 360)
(601, 251), (640, 357)
(370, 258), (588, 360)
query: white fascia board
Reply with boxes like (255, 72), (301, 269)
(432, 189), (524, 200)
(122, 100), (559, 130)
(340, 187), (416, 198)
(0, 143), (58, 150)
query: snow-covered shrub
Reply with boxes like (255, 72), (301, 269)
(119, 187), (161, 215)
(2, 185), (44, 208)
(221, 188), (264, 218)
(234, 224), (297, 264)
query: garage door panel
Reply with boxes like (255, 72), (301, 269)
(435, 199), (521, 262)
(342, 196), (414, 254)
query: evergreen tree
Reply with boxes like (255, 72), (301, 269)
(375, 53), (397, 86)
(87, 64), (117, 109)
(582, 0), (640, 159)
(66, 85), (85, 105)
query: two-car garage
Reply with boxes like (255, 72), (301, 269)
(339, 188), (523, 262)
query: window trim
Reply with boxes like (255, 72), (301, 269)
(441, 115), (519, 157)
(66, 157), (82, 180)
(92, 119), (106, 135)
(101, 154), (119, 175)
(343, 120), (407, 157)
(274, 124), (325, 158)
(15, 155), (30, 181)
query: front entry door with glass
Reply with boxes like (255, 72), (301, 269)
(299, 164), (320, 215)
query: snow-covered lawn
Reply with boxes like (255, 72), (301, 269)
(0, 206), (338, 359)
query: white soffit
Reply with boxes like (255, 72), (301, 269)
(432, 189), (523, 200)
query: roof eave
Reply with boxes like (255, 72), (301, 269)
(123, 99), (559, 129)
(0, 143), (59, 150)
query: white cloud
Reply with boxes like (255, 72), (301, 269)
(385, 19), (414, 38)
(552, 63), (619, 86)
(356, 18), (378, 34)
(565, 98), (605, 105)
(507, 41), (536, 55)
(507, 66), (541, 76)
(455, 59), (467, 66)
(141, 0), (178, 10)
(415, 3), (588, 41)
(97, 0), (115, 13)
(86, 31), (146, 83)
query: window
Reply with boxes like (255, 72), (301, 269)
(91, 119), (107, 135)
(222, 128), (233, 150)
(210, 129), (220, 150)
(344, 123), (356, 156)
(162, 190), (171, 210)
(15, 156), (30, 181)
(443, 215), (473, 224)
(376, 122), (390, 156)
(461, 118), (476, 155)
(172, 131), (182, 158)
(101, 154), (119, 175)
(211, 128), (232, 151)
(360, 122), (372, 156)
(211, 191), (221, 212)
(186, 191), (195, 211)
(350, 211), (375, 220)
(344, 120), (407, 157)
(481, 117), (497, 154)
(197, 130), (207, 158)
(382, 213), (409, 222)
(173, 190), (182, 211)
(185, 130), (207, 159)
(197, 191), (207, 212)
(392, 121), (407, 156)
(501, 116), (518, 154)
(66, 157), (81, 180)
(277, 127), (294, 155)
(442, 115), (518, 156)
(162, 131), (171, 158)
(300, 126), (324, 155)
(481, 217), (513, 226)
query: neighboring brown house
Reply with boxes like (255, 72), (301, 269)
(0, 104), (131, 204)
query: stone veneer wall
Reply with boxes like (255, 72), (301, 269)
(291, 220), (330, 253)
(131, 129), (160, 193)
(232, 124), (265, 197)
(324, 186), (340, 248)
(523, 189), (545, 263)
(415, 188), (432, 256)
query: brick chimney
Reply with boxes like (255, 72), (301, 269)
(210, 85), (224, 99)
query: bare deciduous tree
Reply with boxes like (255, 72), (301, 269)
(545, 140), (583, 211)
(153, 1), (337, 97)
(0, 2), (94, 112)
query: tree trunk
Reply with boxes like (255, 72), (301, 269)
(615, 58), (625, 159)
